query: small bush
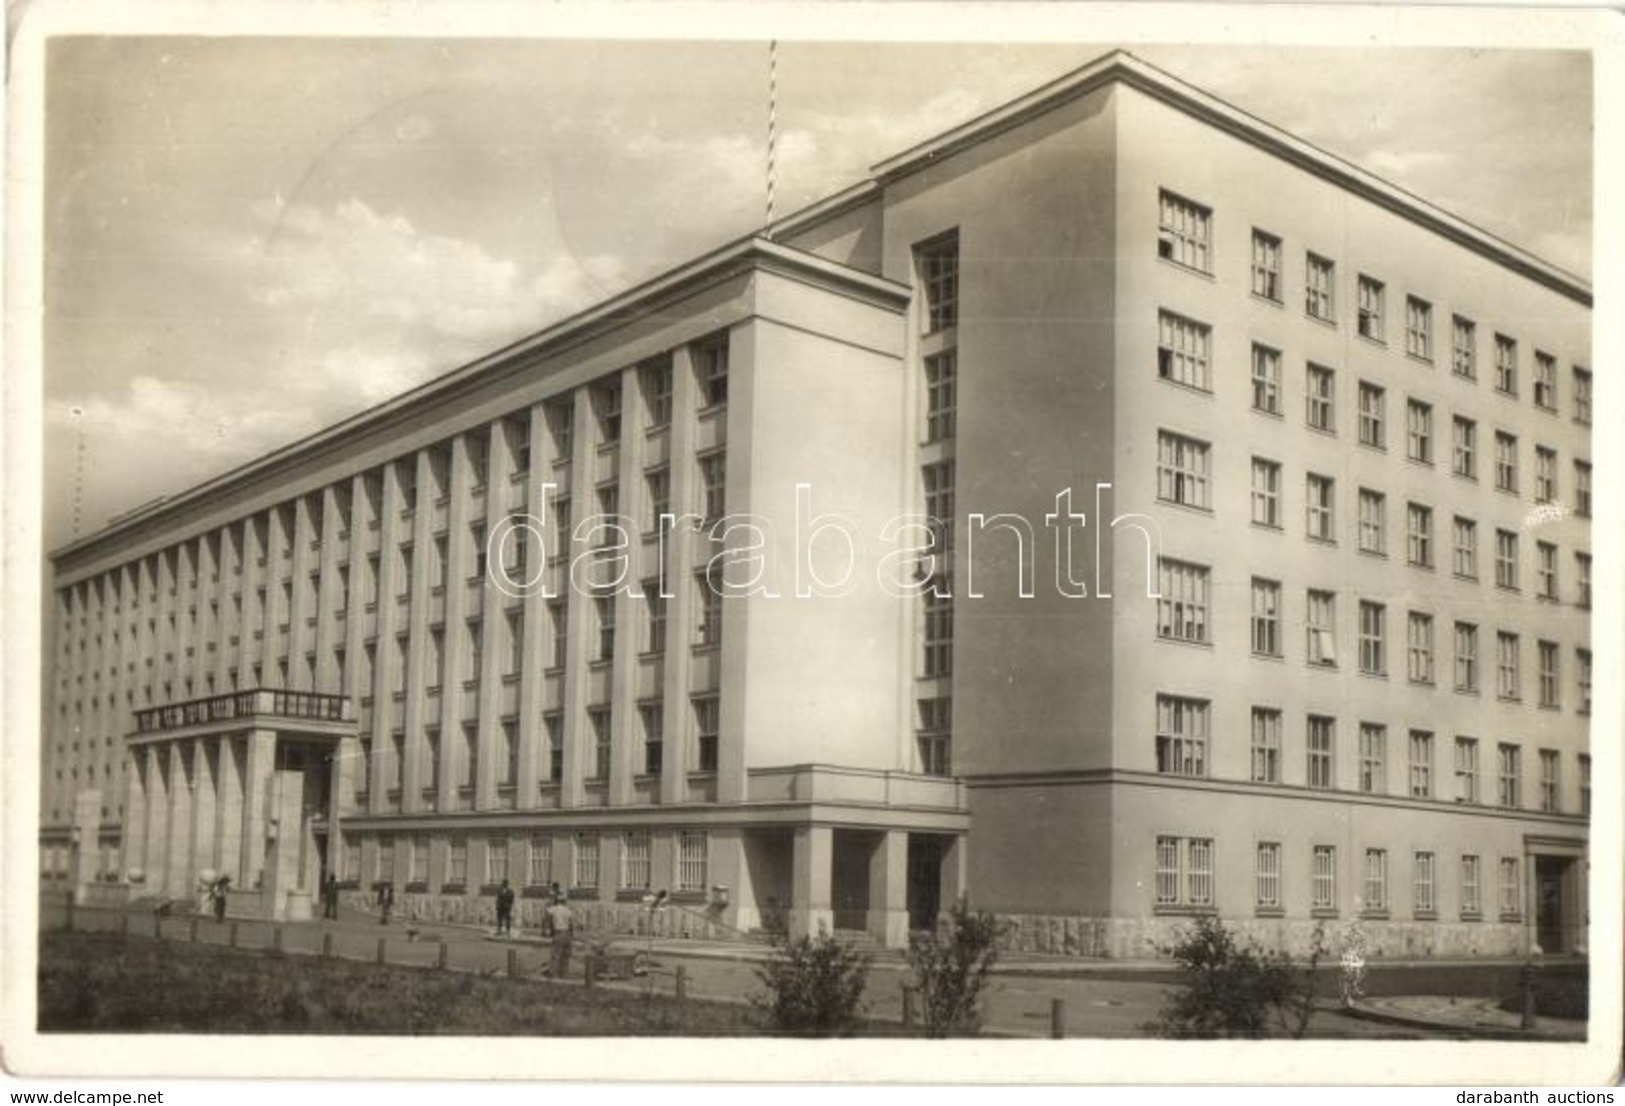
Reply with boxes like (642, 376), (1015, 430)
(753, 931), (871, 1036)
(1146, 915), (1321, 1039)
(907, 901), (1003, 1037)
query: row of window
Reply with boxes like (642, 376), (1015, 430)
(1158, 190), (1591, 422)
(1155, 695), (1592, 814)
(353, 829), (710, 895)
(1156, 833), (1528, 920)
(916, 232), (960, 780)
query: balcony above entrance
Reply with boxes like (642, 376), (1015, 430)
(129, 688), (355, 744)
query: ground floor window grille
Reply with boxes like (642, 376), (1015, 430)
(1312, 845), (1337, 911)
(620, 831), (651, 890)
(678, 831), (709, 893)
(1255, 842), (1281, 910)
(1413, 852), (1435, 915)
(528, 835), (551, 887)
(1363, 849), (1388, 913)
(574, 833), (600, 890)
(1154, 835), (1214, 908)
(486, 837), (508, 885)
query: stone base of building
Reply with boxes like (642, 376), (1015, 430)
(992, 911), (1534, 960)
(340, 889), (732, 941)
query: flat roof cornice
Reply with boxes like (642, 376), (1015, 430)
(873, 50), (1591, 307)
(51, 237), (908, 565)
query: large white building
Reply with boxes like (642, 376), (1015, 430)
(42, 51), (1590, 958)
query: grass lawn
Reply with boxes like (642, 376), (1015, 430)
(39, 931), (764, 1036)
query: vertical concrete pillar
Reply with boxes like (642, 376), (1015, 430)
(122, 748), (147, 882)
(240, 728), (276, 894)
(215, 735), (244, 882)
(940, 833), (968, 915)
(143, 744), (169, 897)
(789, 824), (833, 939)
(191, 738), (217, 882)
(164, 743), (194, 899)
(70, 790), (102, 905)
(867, 830), (910, 949)
(711, 827), (756, 933)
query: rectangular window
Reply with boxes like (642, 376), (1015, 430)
(1407, 502), (1433, 568)
(1407, 611), (1435, 684)
(1462, 855), (1482, 916)
(1577, 552), (1592, 608)
(548, 600), (567, 669)
(594, 595), (615, 663)
(1251, 230), (1282, 301)
(1454, 622), (1480, 693)
(376, 836), (395, 883)
(1358, 381), (1386, 448)
(447, 837), (468, 886)
(1534, 351), (1558, 411)
(1578, 648), (1592, 714)
(1452, 316), (1476, 379)
(1539, 749), (1560, 813)
(1155, 694), (1209, 777)
(1307, 715), (1335, 790)
(1495, 529), (1519, 590)
(1312, 845), (1337, 911)
(697, 567), (724, 647)
(1494, 432), (1518, 493)
(1456, 737), (1480, 803)
(587, 706), (611, 781)
(486, 837), (509, 885)
(1154, 835), (1215, 908)
(917, 697), (952, 778)
(1573, 367), (1592, 424)
(1498, 743), (1521, 808)
(1358, 601), (1386, 676)
(1357, 276), (1385, 341)
(545, 398), (574, 462)
(1364, 849), (1389, 913)
(1409, 730), (1434, 798)
(1156, 559), (1209, 644)
(924, 351), (958, 442)
(678, 831), (710, 893)
(1359, 723), (1386, 793)
(528, 835), (551, 887)
(573, 833), (599, 890)
(1307, 590), (1337, 667)
(639, 701), (664, 776)
(1156, 431), (1211, 510)
(1157, 311), (1212, 391)
(1452, 517), (1478, 579)
(1251, 344), (1282, 414)
(1498, 857), (1520, 918)
(1256, 842), (1282, 910)
(405, 836), (428, 883)
(1157, 190), (1212, 273)
(1251, 707), (1282, 783)
(922, 588), (953, 678)
(545, 712), (563, 781)
(1574, 460), (1591, 518)
(923, 459), (956, 553)
(697, 451), (727, 523)
(918, 233), (959, 333)
(1357, 489), (1386, 555)
(1534, 447), (1558, 504)
(1452, 416), (1477, 480)
(1405, 296), (1432, 360)
(643, 579), (667, 655)
(1306, 364), (1336, 432)
(1538, 640), (1561, 708)
(1306, 474), (1335, 542)
(1580, 755), (1591, 816)
(693, 694), (720, 773)
(1414, 852), (1436, 915)
(1494, 334), (1518, 395)
(641, 357), (674, 429)
(1536, 542), (1558, 600)
(620, 831), (652, 891)
(1250, 578), (1281, 657)
(1306, 254), (1335, 321)
(1407, 400), (1433, 464)
(1251, 458), (1282, 528)
(693, 334), (730, 409)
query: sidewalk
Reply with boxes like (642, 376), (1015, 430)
(1347, 995), (1586, 1042)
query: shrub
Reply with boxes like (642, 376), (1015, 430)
(1146, 915), (1322, 1039)
(753, 931), (871, 1036)
(907, 900), (1003, 1037)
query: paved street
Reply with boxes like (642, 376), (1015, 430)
(48, 902), (1425, 1038)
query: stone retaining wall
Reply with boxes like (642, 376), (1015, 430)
(339, 889), (730, 941)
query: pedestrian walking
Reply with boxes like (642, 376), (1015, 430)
(545, 894), (574, 978)
(323, 872), (340, 919)
(379, 880), (395, 925)
(212, 875), (230, 923)
(495, 879), (515, 937)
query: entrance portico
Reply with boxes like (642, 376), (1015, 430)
(122, 688), (353, 919)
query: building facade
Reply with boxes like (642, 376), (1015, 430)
(42, 52), (1591, 958)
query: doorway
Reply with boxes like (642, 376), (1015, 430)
(1535, 855), (1574, 953)
(907, 835), (944, 931)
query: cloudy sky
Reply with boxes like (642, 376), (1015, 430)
(42, 38), (1592, 551)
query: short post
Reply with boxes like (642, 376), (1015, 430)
(675, 965), (688, 1002)
(901, 983), (915, 1029)
(376, 937), (387, 964)
(1050, 998), (1066, 1039)
(322, 932), (335, 959)
(437, 938), (449, 970)
(228, 922), (239, 948)
(64, 890), (76, 932)
(189, 917), (200, 943)
(507, 948), (519, 978)
(271, 926), (283, 953)
(1520, 960), (1539, 1030)
(153, 912), (162, 940)
(584, 956), (597, 989)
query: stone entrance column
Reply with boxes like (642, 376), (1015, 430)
(143, 744), (169, 897)
(190, 737), (218, 885)
(164, 743), (195, 899)
(215, 735), (244, 883)
(789, 824), (833, 939)
(240, 729), (277, 901)
(121, 748), (147, 882)
(940, 833), (968, 912)
(867, 830), (909, 949)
